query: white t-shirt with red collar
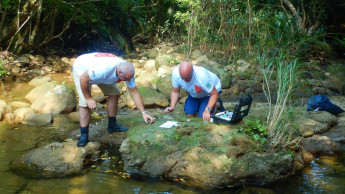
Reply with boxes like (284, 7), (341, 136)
(73, 52), (136, 88)
(171, 66), (221, 98)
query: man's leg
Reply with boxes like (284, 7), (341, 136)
(97, 84), (129, 133)
(77, 106), (90, 147)
(184, 95), (199, 117)
(107, 95), (129, 132)
(73, 67), (91, 147)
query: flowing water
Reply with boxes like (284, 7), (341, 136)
(0, 74), (345, 193)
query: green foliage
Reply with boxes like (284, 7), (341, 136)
(258, 50), (302, 148)
(240, 120), (268, 144)
(0, 60), (8, 78)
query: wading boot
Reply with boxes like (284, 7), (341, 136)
(77, 127), (89, 147)
(108, 117), (129, 133)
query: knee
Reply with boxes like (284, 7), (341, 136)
(108, 95), (120, 101)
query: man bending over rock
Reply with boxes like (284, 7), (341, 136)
(73, 53), (155, 147)
(164, 61), (225, 122)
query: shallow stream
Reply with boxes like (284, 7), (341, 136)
(0, 74), (344, 193)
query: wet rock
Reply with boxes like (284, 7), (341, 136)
(14, 56), (30, 67)
(50, 59), (68, 73)
(125, 87), (169, 108)
(26, 83), (77, 114)
(0, 100), (11, 121)
(120, 118), (294, 188)
(10, 141), (101, 178)
(67, 111), (79, 123)
(4, 112), (15, 123)
(28, 76), (51, 86)
(71, 120), (127, 146)
(23, 113), (53, 126)
(13, 107), (35, 123)
(301, 112), (345, 155)
(298, 111), (336, 135)
(25, 82), (55, 102)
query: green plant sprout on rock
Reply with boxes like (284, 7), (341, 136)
(240, 120), (268, 144)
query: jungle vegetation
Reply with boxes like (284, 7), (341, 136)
(0, 0), (344, 58)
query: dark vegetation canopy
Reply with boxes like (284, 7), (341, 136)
(0, 0), (344, 58)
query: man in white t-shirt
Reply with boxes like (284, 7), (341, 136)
(164, 61), (224, 121)
(73, 52), (155, 147)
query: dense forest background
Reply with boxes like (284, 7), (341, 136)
(0, 0), (344, 60)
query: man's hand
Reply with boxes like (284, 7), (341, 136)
(142, 113), (155, 124)
(86, 98), (97, 109)
(164, 107), (175, 113)
(202, 110), (211, 122)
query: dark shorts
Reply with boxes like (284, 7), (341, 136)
(184, 94), (216, 117)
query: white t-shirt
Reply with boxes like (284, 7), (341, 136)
(172, 66), (221, 98)
(73, 52), (136, 88)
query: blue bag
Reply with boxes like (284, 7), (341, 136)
(307, 94), (344, 115)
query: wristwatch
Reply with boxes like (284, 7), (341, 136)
(205, 107), (211, 111)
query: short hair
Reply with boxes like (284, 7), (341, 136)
(118, 62), (135, 76)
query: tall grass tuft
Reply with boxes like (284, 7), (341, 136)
(259, 51), (302, 148)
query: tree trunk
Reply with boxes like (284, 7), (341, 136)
(280, 0), (305, 32)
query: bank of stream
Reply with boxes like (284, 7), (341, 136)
(0, 74), (345, 193)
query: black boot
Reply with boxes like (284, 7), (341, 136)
(77, 127), (89, 147)
(217, 98), (225, 112)
(108, 117), (129, 133)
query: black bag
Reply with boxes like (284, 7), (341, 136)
(214, 94), (252, 124)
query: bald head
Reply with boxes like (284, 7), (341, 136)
(117, 62), (135, 81)
(179, 61), (193, 82)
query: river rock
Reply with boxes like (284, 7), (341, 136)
(10, 141), (101, 178)
(13, 107), (35, 123)
(135, 74), (159, 89)
(23, 113), (53, 126)
(119, 117), (294, 187)
(27, 83), (77, 114)
(67, 111), (79, 123)
(144, 60), (156, 71)
(28, 76), (51, 86)
(298, 111), (336, 136)
(71, 120), (127, 146)
(0, 100), (11, 121)
(301, 112), (345, 155)
(155, 54), (173, 70)
(25, 82), (55, 102)
(237, 59), (251, 72)
(157, 65), (173, 77)
(147, 48), (159, 59)
(156, 75), (187, 100)
(125, 87), (169, 108)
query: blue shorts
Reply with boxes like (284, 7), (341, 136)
(184, 94), (216, 118)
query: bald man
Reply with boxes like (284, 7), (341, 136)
(73, 53), (154, 147)
(164, 61), (224, 121)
